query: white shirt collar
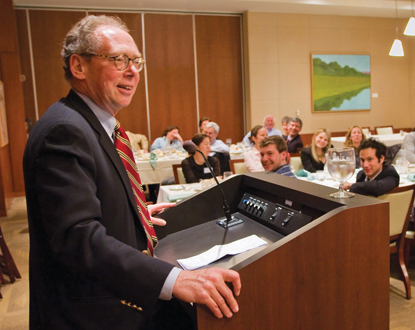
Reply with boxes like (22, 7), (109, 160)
(365, 167), (383, 181)
(75, 91), (116, 141)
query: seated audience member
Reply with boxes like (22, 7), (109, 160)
(300, 128), (331, 173)
(242, 115), (282, 146)
(402, 129), (415, 164)
(283, 117), (303, 154)
(126, 131), (149, 153)
(281, 116), (292, 136)
(150, 125), (183, 151)
(344, 125), (367, 168)
(204, 122), (230, 154)
(343, 138), (399, 197)
(181, 134), (220, 183)
(259, 136), (296, 177)
(244, 125), (267, 172)
(204, 121), (231, 174)
(199, 116), (210, 133)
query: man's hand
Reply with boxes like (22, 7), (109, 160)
(172, 268), (241, 319)
(148, 203), (176, 226)
(343, 181), (352, 191)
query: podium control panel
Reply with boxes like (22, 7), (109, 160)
(237, 192), (313, 235)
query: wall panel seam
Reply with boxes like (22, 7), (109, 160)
(26, 9), (39, 121)
(142, 13), (152, 141)
(192, 15), (200, 133)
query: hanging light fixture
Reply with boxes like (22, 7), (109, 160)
(404, 0), (415, 35)
(389, 0), (404, 56)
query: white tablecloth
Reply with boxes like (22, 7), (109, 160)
(331, 134), (404, 148)
(157, 183), (203, 203)
(136, 156), (185, 185)
(230, 151), (245, 160)
(297, 167), (414, 188)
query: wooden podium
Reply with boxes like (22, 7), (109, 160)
(155, 173), (389, 330)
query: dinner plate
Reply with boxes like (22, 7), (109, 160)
(169, 187), (183, 191)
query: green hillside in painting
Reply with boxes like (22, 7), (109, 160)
(312, 57), (370, 107)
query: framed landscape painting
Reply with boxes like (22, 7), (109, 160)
(311, 54), (371, 112)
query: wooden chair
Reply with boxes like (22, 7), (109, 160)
(229, 159), (248, 174)
(375, 126), (394, 135)
(289, 156), (303, 174)
(377, 185), (415, 299)
(362, 126), (371, 136)
(0, 225), (21, 298)
(172, 164), (186, 184)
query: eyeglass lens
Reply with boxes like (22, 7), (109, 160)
(114, 55), (144, 72)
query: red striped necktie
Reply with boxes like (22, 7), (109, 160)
(114, 120), (157, 256)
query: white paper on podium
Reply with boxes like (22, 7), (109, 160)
(177, 234), (268, 270)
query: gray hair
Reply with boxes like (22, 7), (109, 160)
(61, 15), (129, 81)
(289, 117), (303, 128)
(205, 121), (219, 134)
(263, 115), (275, 124)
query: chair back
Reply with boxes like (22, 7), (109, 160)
(229, 159), (248, 174)
(172, 164), (186, 184)
(375, 126), (393, 135)
(362, 127), (370, 136)
(289, 156), (303, 174)
(378, 184), (415, 299)
(212, 152), (231, 175)
(377, 185), (415, 238)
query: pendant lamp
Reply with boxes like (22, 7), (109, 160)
(404, 0), (415, 35)
(389, 0), (404, 56)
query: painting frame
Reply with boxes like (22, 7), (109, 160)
(311, 53), (371, 113)
(0, 81), (9, 147)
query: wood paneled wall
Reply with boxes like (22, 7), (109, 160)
(15, 9), (245, 145)
(0, 0), (28, 216)
(145, 14), (198, 139)
(195, 15), (244, 144)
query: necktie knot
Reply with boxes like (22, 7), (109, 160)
(114, 120), (121, 132)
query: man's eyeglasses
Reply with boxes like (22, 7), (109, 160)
(90, 54), (145, 72)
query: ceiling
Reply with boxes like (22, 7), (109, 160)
(12, 0), (415, 19)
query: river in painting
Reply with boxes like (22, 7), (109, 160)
(314, 88), (370, 111)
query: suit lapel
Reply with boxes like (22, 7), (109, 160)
(65, 90), (142, 220)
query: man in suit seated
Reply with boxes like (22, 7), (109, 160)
(343, 138), (399, 197)
(204, 121), (231, 174)
(259, 136), (296, 177)
(283, 117), (303, 154)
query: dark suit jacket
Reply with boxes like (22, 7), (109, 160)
(283, 134), (303, 154)
(23, 90), (175, 329)
(300, 147), (324, 173)
(350, 164), (399, 197)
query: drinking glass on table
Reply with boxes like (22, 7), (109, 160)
(327, 148), (356, 198)
(316, 170), (325, 183)
(223, 171), (233, 180)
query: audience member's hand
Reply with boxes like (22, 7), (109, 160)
(343, 181), (352, 191)
(172, 268), (241, 319)
(147, 203), (176, 226)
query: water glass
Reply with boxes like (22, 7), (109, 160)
(223, 171), (233, 180)
(316, 170), (325, 182)
(327, 147), (356, 198)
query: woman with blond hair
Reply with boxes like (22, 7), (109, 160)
(300, 128), (331, 172)
(344, 125), (366, 167)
